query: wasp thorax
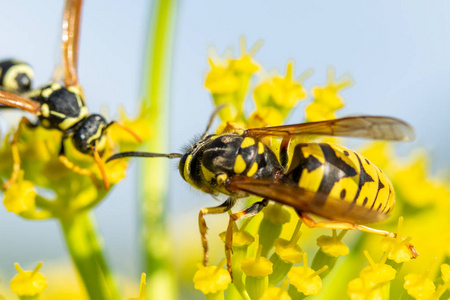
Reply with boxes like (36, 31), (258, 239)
(72, 114), (108, 154)
(31, 83), (88, 131)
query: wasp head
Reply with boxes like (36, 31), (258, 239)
(72, 114), (108, 154)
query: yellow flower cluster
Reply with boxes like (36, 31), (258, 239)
(0, 108), (146, 221)
(347, 251), (396, 299)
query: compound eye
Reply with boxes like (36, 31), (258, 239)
(3, 63), (34, 92)
(15, 73), (32, 92)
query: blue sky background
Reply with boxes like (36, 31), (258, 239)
(0, 0), (449, 289)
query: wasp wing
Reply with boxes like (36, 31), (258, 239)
(62, 0), (83, 87)
(228, 176), (388, 224)
(244, 116), (414, 141)
(0, 90), (41, 114)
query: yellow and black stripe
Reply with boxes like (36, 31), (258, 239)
(284, 142), (394, 216)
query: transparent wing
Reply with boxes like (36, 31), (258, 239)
(244, 116), (415, 141)
(62, 0), (83, 87)
(0, 90), (41, 114)
(228, 176), (389, 224)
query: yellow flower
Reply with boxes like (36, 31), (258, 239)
(273, 236), (303, 264)
(241, 249), (273, 278)
(205, 59), (240, 95)
(393, 152), (450, 208)
(287, 253), (327, 296)
(347, 251), (396, 299)
(305, 69), (351, 122)
(316, 230), (350, 257)
(359, 252), (396, 289)
(10, 262), (47, 297)
(260, 280), (291, 300)
(205, 38), (261, 122)
(247, 107), (286, 128)
(262, 203), (291, 225)
(380, 217), (417, 263)
(252, 62), (308, 126)
(219, 230), (254, 248)
(112, 107), (150, 143)
(193, 260), (231, 295)
(403, 273), (436, 299)
(347, 277), (384, 300)
(3, 170), (36, 214)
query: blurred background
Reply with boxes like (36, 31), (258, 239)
(0, 0), (449, 297)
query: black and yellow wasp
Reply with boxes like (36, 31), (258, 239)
(0, 0), (140, 190)
(107, 105), (417, 271)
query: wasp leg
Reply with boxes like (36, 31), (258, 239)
(199, 197), (236, 266)
(58, 140), (99, 188)
(299, 212), (396, 238)
(2, 117), (30, 190)
(92, 143), (109, 190)
(225, 199), (269, 275)
(62, 0), (83, 88)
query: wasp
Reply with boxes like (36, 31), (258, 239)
(107, 106), (416, 271)
(0, 0), (141, 190)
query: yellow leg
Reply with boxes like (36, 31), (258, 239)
(198, 197), (236, 266)
(3, 117), (29, 190)
(299, 212), (396, 238)
(225, 199), (269, 275)
(59, 155), (99, 188)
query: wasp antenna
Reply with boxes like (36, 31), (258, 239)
(62, 0), (83, 87)
(92, 144), (109, 190)
(106, 151), (182, 163)
(201, 104), (228, 139)
(107, 121), (143, 142)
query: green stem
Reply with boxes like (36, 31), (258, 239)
(60, 212), (120, 300)
(139, 0), (178, 299)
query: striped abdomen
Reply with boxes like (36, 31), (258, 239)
(282, 143), (394, 215)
